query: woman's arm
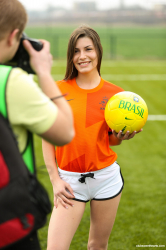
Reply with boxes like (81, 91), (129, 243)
(42, 139), (75, 209)
(109, 132), (122, 146)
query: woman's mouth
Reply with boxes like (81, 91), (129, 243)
(78, 61), (91, 67)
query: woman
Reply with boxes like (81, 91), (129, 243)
(42, 26), (141, 250)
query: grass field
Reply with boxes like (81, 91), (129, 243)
(33, 59), (166, 250)
(25, 26), (166, 59)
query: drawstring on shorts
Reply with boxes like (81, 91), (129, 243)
(78, 173), (95, 183)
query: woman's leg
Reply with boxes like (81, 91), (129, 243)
(87, 193), (122, 250)
(47, 199), (86, 250)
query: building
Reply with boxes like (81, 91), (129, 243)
(74, 1), (96, 12)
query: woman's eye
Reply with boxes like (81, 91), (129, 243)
(86, 48), (92, 51)
(75, 50), (79, 53)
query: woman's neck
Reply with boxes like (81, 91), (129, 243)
(76, 70), (101, 90)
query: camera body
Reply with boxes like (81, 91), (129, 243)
(7, 33), (43, 74)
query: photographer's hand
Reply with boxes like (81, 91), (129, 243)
(23, 39), (53, 75)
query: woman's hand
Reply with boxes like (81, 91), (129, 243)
(52, 177), (75, 209)
(112, 129), (143, 141)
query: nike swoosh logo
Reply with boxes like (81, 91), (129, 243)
(125, 117), (133, 120)
(122, 126), (127, 133)
(67, 99), (75, 101)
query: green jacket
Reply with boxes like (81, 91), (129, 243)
(0, 65), (35, 174)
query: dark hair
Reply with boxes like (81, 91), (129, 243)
(64, 26), (103, 80)
(0, 0), (27, 41)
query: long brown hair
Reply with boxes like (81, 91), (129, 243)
(64, 26), (103, 80)
(0, 0), (27, 41)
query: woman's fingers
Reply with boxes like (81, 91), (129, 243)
(112, 128), (143, 141)
(53, 179), (75, 209)
(54, 196), (58, 208)
(121, 130), (135, 140)
(56, 195), (74, 209)
(66, 183), (75, 198)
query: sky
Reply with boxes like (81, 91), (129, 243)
(19, 0), (166, 11)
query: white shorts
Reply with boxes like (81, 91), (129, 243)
(58, 161), (124, 202)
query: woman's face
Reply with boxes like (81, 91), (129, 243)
(73, 36), (98, 75)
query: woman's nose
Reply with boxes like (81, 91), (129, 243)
(79, 50), (86, 59)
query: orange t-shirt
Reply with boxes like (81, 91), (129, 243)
(56, 77), (123, 173)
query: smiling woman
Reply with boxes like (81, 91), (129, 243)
(42, 25), (143, 250)
(64, 26), (103, 82)
(73, 37), (100, 89)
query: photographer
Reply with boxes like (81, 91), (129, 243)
(0, 0), (74, 249)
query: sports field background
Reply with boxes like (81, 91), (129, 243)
(30, 25), (166, 249)
(25, 26), (166, 60)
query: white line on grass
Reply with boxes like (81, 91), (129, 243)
(148, 115), (166, 121)
(52, 74), (166, 81)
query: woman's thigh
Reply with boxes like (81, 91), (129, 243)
(88, 193), (122, 250)
(47, 199), (86, 250)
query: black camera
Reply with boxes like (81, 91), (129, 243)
(7, 33), (43, 74)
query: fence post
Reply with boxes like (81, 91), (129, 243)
(110, 35), (117, 59)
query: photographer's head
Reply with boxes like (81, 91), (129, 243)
(0, 0), (27, 63)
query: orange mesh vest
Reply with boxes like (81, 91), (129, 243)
(56, 78), (123, 173)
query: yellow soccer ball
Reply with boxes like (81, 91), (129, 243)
(104, 91), (148, 134)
